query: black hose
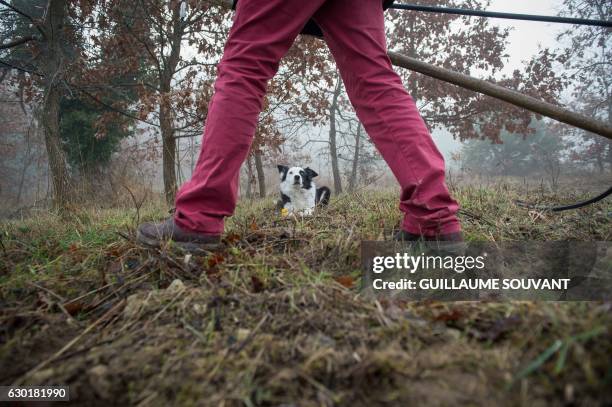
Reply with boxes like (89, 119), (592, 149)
(390, 3), (612, 28)
(515, 186), (612, 212)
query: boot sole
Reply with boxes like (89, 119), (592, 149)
(136, 230), (222, 253)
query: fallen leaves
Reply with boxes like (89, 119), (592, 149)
(207, 253), (225, 269)
(334, 275), (354, 288)
(63, 301), (85, 316)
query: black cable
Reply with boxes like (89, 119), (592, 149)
(515, 186), (612, 212)
(390, 3), (612, 28)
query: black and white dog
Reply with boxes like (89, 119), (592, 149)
(277, 165), (330, 215)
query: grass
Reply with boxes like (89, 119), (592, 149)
(0, 183), (610, 406)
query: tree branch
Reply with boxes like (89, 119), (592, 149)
(0, 35), (37, 50)
(0, 0), (47, 39)
(389, 51), (612, 140)
(74, 85), (161, 128)
(0, 59), (44, 76)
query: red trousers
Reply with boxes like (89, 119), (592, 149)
(174, 0), (461, 236)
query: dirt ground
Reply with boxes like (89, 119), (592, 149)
(1, 185), (611, 406)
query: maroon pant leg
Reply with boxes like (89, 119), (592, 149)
(314, 0), (461, 236)
(174, 0), (325, 234)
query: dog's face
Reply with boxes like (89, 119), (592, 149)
(278, 165), (318, 190)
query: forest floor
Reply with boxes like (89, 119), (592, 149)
(1, 182), (611, 406)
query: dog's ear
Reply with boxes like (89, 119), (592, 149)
(277, 165), (288, 174)
(304, 167), (318, 178)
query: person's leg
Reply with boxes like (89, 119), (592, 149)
(313, 0), (461, 237)
(173, 0), (325, 235)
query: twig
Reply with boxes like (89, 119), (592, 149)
(135, 391), (158, 407)
(63, 281), (117, 306)
(231, 313), (269, 354)
(28, 281), (65, 302)
(182, 318), (207, 344)
(297, 371), (336, 401)
(121, 183), (145, 226)
(27, 282), (80, 325)
(0, 35), (36, 50)
(52, 338), (117, 363)
(116, 231), (131, 241)
(84, 270), (153, 316)
(458, 208), (497, 227)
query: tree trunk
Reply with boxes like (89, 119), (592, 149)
(16, 119), (35, 205)
(160, 98), (177, 205)
(349, 123), (362, 192)
(40, 0), (73, 210)
(159, 2), (184, 205)
(329, 76), (343, 194)
(596, 153), (604, 173)
(607, 89), (612, 170)
(254, 150), (266, 198)
(245, 155), (254, 199)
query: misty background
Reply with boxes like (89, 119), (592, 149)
(0, 0), (610, 216)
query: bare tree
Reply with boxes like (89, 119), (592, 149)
(329, 75), (342, 194)
(104, 0), (230, 205)
(348, 123), (362, 192)
(0, 0), (76, 208)
(253, 150), (266, 198)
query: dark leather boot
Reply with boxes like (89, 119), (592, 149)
(137, 218), (222, 251)
(393, 230), (466, 255)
